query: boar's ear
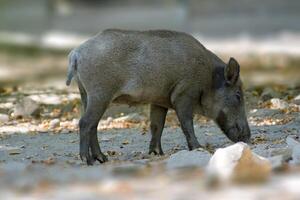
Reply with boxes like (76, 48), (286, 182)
(225, 57), (240, 85)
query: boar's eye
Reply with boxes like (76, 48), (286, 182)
(236, 91), (241, 102)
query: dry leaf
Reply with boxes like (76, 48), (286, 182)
(122, 140), (130, 145)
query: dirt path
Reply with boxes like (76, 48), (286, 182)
(0, 112), (300, 199)
(0, 85), (300, 199)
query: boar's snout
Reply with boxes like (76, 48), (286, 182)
(226, 122), (251, 144)
(216, 110), (251, 144)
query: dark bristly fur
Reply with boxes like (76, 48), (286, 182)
(66, 29), (251, 165)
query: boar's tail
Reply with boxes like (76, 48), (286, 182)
(66, 50), (78, 86)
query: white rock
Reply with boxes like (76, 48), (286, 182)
(29, 94), (62, 105)
(286, 136), (300, 147)
(252, 144), (292, 160)
(66, 93), (81, 101)
(270, 147), (292, 161)
(99, 117), (113, 126)
(166, 148), (211, 169)
(269, 155), (286, 170)
(296, 115), (300, 123)
(293, 94), (300, 105)
(13, 97), (40, 117)
(72, 119), (79, 126)
(294, 94), (300, 100)
(0, 145), (22, 155)
(290, 145), (300, 165)
(0, 114), (9, 123)
(207, 142), (271, 183)
(249, 108), (280, 118)
(286, 136), (300, 165)
(114, 113), (145, 123)
(270, 98), (289, 110)
(0, 161), (27, 173)
(106, 117), (113, 123)
(100, 136), (111, 142)
(0, 102), (14, 110)
(49, 119), (60, 129)
(261, 87), (280, 101)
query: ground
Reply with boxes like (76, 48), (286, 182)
(0, 50), (300, 199)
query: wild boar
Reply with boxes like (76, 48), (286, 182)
(66, 29), (251, 165)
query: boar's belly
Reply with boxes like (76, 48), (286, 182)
(112, 84), (171, 107)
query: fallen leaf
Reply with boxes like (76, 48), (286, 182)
(42, 157), (56, 165)
(8, 148), (21, 155)
(122, 140), (130, 145)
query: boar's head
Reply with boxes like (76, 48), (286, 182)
(202, 57), (251, 143)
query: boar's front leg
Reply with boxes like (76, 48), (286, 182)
(173, 96), (201, 150)
(79, 94), (110, 165)
(149, 104), (168, 155)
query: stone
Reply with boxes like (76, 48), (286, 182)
(269, 155), (287, 170)
(269, 147), (292, 161)
(0, 102), (14, 110)
(0, 114), (9, 123)
(8, 148), (21, 155)
(295, 94), (300, 100)
(261, 87), (280, 101)
(286, 136), (300, 165)
(252, 145), (292, 170)
(166, 148), (211, 169)
(286, 136), (300, 147)
(206, 142), (271, 183)
(112, 163), (144, 176)
(252, 144), (292, 161)
(270, 98), (289, 110)
(0, 145), (22, 155)
(290, 145), (300, 165)
(249, 108), (280, 118)
(28, 94), (62, 105)
(49, 118), (60, 129)
(13, 97), (40, 118)
(100, 136), (111, 142)
(0, 161), (27, 173)
(293, 94), (300, 105)
(106, 117), (113, 124)
(114, 113), (146, 123)
(72, 118), (79, 126)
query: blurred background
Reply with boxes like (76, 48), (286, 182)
(1, 1), (300, 199)
(0, 0), (299, 88)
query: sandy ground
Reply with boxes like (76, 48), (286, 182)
(0, 87), (300, 199)
(0, 50), (300, 199)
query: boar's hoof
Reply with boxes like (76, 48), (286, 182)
(80, 153), (94, 166)
(188, 142), (201, 151)
(149, 148), (164, 156)
(93, 153), (108, 163)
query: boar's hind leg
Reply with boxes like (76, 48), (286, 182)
(149, 104), (168, 155)
(173, 97), (201, 150)
(79, 93), (110, 165)
(78, 80), (87, 112)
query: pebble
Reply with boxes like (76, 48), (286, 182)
(13, 97), (40, 117)
(49, 119), (60, 129)
(8, 148), (21, 155)
(286, 136), (300, 165)
(269, 155), (287, 170)
(166, 148), (211, 169)
(270, 98), (289, 110)
(72, 119), (79, 126)
(0, 114), (9, 123)
(28, 94), (62, 105)
(0, 146), (22, 155)
(114, 113), (146, 123)
(261, 87), (281, 101)
(293, 94), (300, 105)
